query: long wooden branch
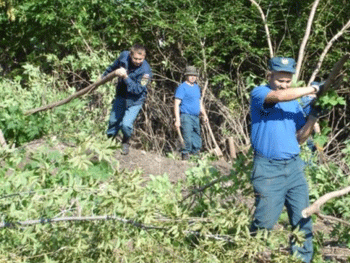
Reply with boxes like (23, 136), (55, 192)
(25, 70), (119, 116)
(295, 0), (321, 81)
(0, 214), (236, 243)
(249, 0), (274, 58)
(197, 38), (223, 158)
(308, 18), (350, 85)
(302, 186), (350, 218)
(313, 53), (349, 99)
(200, 79), (223, 158)
(0, 215), (163, 230)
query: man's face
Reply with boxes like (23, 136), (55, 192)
(269, 71), (293, 90)
(187, 75), (197, 84)
(130, 51), (145, 67)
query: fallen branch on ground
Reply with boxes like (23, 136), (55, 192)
(181, 174), (232, 203)
(316, 212), (350, 226)
(0, 214), (235, 243)
(25, 70), (119, 116)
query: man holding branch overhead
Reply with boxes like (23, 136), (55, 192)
(250, 57), (325, 263)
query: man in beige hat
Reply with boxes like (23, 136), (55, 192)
(174, 66), (208, 160)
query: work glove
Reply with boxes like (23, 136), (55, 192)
(311, 81), (325, 97)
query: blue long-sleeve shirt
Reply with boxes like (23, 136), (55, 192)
(102, 51), (152, 106)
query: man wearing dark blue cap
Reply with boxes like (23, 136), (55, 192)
(250, 57), (323, 262)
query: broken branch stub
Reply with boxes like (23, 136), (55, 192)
(302, 186), (350, 218)
(25, 70), (120, 116)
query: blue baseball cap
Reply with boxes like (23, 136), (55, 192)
(269, 57), (296, 74)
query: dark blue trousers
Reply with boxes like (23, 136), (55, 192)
(106, 97), (143, 140)
(180, 113), (201, 154)
(251, 154), (313, 263)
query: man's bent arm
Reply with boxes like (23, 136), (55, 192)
(102, 56), (122, 77)
(296, 115), (318, 144)
(174, 99), (181, 127)
(265, 87), (316, 103)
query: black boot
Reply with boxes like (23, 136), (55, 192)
(107, 134), (117, 141)
(182, 153), (189, 160)
(121, 136), (130, 155)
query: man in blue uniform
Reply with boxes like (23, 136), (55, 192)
(102, 44), (152, 155)
(250, 57), (324, 262)
(174, 66), (208, 160)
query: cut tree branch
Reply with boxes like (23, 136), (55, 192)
(0, 214), (236, 243)
(316, 212), (350, 227)
(25, 70), (120, 116)
(308, 18), (350, 85)
(181, 173), (231, 203)
(295, 0), (321, 81)
(0, 215), (164, 230)
(302, 186), (350, 218)
(249, 0), (274, 58)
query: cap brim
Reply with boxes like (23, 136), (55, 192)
(272, 66), (295, 74)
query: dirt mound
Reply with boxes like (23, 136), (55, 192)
(115, 146), (232, 182)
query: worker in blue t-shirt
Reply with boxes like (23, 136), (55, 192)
(174, 66), (208, 160)
(102, 44), (152, 155)
(250, 57), (325, 263)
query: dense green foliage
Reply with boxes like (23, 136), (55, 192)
(0, 139), (349, 262)
(1, 0), (350, 261)
(1, 0), (349, 149)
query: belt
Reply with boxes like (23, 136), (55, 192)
(254, 152), (299, 162)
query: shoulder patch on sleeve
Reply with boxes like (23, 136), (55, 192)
(140, 74), (150, 86)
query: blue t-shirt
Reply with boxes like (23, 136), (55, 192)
(250, 85), (306, 160)
(175, 82), (201, 116)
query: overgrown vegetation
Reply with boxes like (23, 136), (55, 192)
(1, 0), (350, 261)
